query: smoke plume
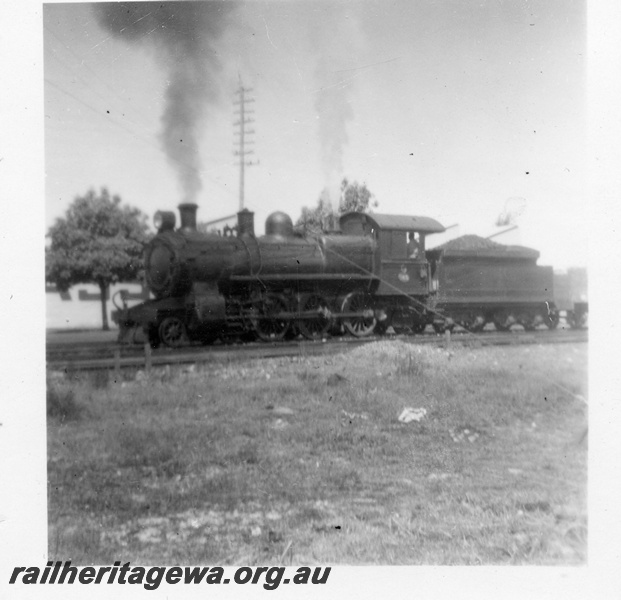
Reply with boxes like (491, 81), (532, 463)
(313, 9), (362, 211)
(93, 1), (232, 202)
(315, 57), (354, 201)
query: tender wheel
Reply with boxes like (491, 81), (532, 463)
(518, 310), (545, 331)
(460, 313), (486, 333)
(518, 314), (537, 331)
(411, 322), (427, 334)
(567, 310), (588, 330)
(341, 292), (376, 337)
(493, 310), (514, 332)
(158, 316), (188, 348)
(252, 295), (290, 342)
(297, 294), (332, 340)
(433, 321), (455, 334)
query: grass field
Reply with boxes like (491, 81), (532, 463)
(47, 340), (587, 565)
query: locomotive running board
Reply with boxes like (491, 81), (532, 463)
(230, 274), (375, 281)
(252, 309), (375, 320)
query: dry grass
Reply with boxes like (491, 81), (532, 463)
(47, 341), (587, 565)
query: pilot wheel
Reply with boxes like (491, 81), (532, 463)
(158, 316), (188, 348)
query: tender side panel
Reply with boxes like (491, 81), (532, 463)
(436, 259), (554, 305)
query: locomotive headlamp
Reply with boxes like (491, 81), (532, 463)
(154, 211), (176, 232)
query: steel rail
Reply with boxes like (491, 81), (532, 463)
(47, 329), (587, 372)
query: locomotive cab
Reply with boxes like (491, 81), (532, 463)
(339, 212), (445, 297)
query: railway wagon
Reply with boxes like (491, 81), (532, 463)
(553, 268), (588, 329)
(427, 235), (558, 332)
(114, 204), (446, 346)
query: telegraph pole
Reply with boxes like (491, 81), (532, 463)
(233, 81), (256, 211)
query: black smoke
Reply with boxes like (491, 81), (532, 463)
(93, 1), (233, 202)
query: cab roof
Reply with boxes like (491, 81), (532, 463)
(340, 212), (446, 234)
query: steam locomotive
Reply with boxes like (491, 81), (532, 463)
(114, 203), (567, 347)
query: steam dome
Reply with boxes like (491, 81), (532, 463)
(265, 211), (294, 237)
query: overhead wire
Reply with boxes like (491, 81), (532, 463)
(45, 76), (239, 198)
(44, 27), (239, 198)
(44, 23), (155, 131)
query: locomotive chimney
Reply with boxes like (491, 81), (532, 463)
(237, 208), (255, 237)
(178, 203), (198, 231)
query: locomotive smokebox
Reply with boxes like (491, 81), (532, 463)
(178, 203), (198, 231)
(237, 208), (255, 237)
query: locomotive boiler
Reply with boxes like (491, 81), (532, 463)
(115, 203), (447, 346)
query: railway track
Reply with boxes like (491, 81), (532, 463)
(47, 328), (587, 372)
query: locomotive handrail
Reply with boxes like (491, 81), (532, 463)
(238, 234), (263, 278)
(247, 309), (374, 321)
(229, 273), (376, 281)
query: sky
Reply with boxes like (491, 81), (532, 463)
(42, 0), (587, 269)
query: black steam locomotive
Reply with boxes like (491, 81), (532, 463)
(114, 203), (566, 347)
(115, 203), (448, 347)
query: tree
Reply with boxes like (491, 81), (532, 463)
(339, 178), (377, 214)
(46, 188), (150, 330)
(295, 178), (378, 235)
(295, 189), (334, 236)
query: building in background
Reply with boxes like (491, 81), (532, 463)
(46, 282), (149, 330)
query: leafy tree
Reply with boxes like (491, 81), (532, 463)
(339, 178), (377, 214)
(295, 178), (378, 235)
(46, 188), (150, 330)
(295, 189), (335, 236)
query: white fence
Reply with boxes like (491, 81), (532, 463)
(46, 282), (150, 330)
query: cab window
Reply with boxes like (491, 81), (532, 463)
(407, 232), (425, 259)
